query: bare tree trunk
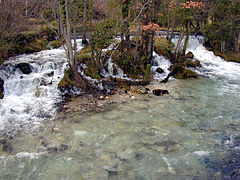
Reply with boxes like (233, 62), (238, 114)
(57, 1), (63, 38)
(134, 25), (141, 64)
(182, 22), (189, 56)
(73, 0), (77, 56)
(64, 0), (92, 91)
(82, 0), (88, 45)
(64, 0), (74, 68)
(166, 8), (171, 40)
(235, 30), (240, 53)
(173, 25), (184, 62)
(169, 14), (176, 41)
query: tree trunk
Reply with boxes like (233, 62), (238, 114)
(73, 0), (77, 56)
(64, 0), (91, 91)
(57, 1), (64, 38)
(182, 22), (189, 56)
(173, 25), (184, 62)
(166, 8), (171, 40)
(235, 30), (240, 53)
(82, 0), (88, 45)
(134, 25), (141, 64)
(169, 14), (176, 41)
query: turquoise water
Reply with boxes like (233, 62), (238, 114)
(0, 37), (240, 179)
(1, 76), (240, 180)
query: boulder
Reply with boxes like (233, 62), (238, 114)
(156, 67), (164, 74)
(152, 89), (169, 96)
(170, 64), (198, 79)
(0, 78), (4, 99)
(185, 52), (194, 59)
(16, 63), (32, 74)
(184, 60), (202, 68)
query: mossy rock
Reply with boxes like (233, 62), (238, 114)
(214, 51), (240, 63)
(170, 64), (198, 79)
(185, 52), (194, 59)
(79, 46), (92, 55)
(84, 66), (101, 80)
(184, 60), (202, 68)
(77, 54), (91, 64)
(58, 69), (78, 90)
(50, 39), (64, 49)
(154, 37), (174, 58)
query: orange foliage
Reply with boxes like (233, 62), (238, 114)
(142, 22), (161, 31)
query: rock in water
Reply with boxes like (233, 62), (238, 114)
(156, 67), (164, 74)
(186, 52), (194, 59)
(0, 78), (4, 99)
(152, 89), (169, 96)
(16, 62), (32, 74)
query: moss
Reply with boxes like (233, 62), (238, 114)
(84, 66), (101, 80)
(170, 64), (198, 79)
(58, 69), (78, 89)
(214, 51), (240, 63)
(144, 64), (152, 80)
(77, 54), (91, 64)
(154, 37), (174, 58)
(184, 60), (202, 68)
(79, 46), (92, 55)
(50, 39), (64, 49)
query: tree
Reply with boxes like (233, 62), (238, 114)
(59, 0), (92, 91)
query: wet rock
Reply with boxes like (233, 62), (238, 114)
(185, 51), (194, 59)
(184, 60), (202, 68)
(156, 67), (164, 74)
(47, 144), (68, 153)
(152, 89), (169, 96)
(0, 139), (12, 152)
(45, 71), (54, 77)
(116, 149), (134, 161)
(0, 78), (4, 99)
(103, 160), (118, 174)
(16, 62), (32, 74)
(40, 78), (47, 86)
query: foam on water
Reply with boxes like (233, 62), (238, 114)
(0, 40), (84, 137)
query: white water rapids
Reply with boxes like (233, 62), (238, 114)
(0, 36), (240, 138)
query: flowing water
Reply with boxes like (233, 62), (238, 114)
(0, 37), (240, 179)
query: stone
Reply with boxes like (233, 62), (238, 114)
(103, 161), (118, 173)
(0, 78), (4, 99)
(16, 63), (32, 74)
(0, 139), (12, 152)
(45, 71), (54, 77)
(156, 67), (164, 74)
(131, 96), (136, 100)
(185, 51), (194, 59)
(116, 149), (134, 161)
(152, 89), (169, 96)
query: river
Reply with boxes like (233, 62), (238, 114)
(0, 36), (240, 179)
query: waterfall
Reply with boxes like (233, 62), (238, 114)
(0, 45), (69, 137)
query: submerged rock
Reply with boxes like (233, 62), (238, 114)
(0, 78), (4, 99)
(152, 89), (169, 96)
(16, 62), (32, 74)
(156, 67), (164, 74)
(0, 139), (12, 152)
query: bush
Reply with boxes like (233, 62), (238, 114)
(154, 37), (174, 58)
(42, 9), (55, 22)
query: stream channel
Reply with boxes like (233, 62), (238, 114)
(0, 36), (240, 179)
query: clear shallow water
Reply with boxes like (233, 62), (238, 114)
(0, 37), (240, 179)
